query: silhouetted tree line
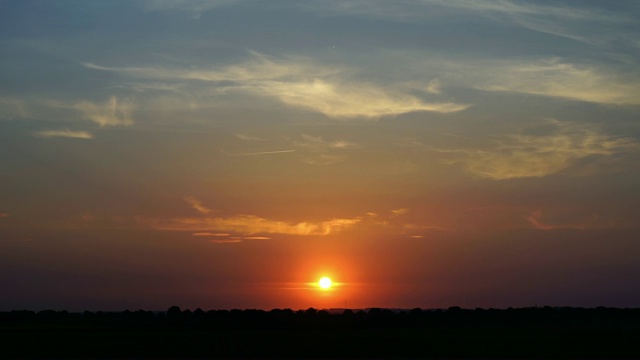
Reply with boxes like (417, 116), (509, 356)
(2, 306), (640, 331)
(3, 306), (640, 357)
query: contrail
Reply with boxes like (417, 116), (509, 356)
(224, 149), (296, 156)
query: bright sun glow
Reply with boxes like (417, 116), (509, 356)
(319, 277), (332, 289)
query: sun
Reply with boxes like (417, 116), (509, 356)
(318, 276), (332, 289)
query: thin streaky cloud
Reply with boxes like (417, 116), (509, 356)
(399, 55), (640, 107)
(142, 214), (362, 236)
(192, 232), (230, 237)
(524, 209), (620, 230)
(254, 79), (470, 118)
(34, 130), (94, 139)
(526, 210), (587, 231)
(81, 62), (113, 71)
(209, 239), (243, 244)
(82, 51), (336, 82)
(302, 0), (625, 21)
(84, 53), (640, 109)
(428, 0), (634, 46)
(475, 59), (640, 106)
(225, 149), (296, 156)
(184, 196), (214, 214)
(301, 0), (632, 46)
(0, 213), (9, 218)
(424, 0), (627, 21)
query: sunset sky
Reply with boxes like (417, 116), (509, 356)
(2, 0), (640, 311)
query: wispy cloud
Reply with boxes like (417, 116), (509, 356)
(155, 0), (626, 46)
(0, 213), (8, 218)
(424, 0), (626, 21)
(194, 232), (270, 243)
(74, 96), (134, 127)
(395, 55), (640, 107)
(222, 133), (359, 165)
(142, 201), (443, 238)
(437, 0), (636, 46)
(303, 0), (621, 21)
(473, 58), (640, 106)
(391, 208), (410, 217)
(83, 52), (470, 119)
(524, 209), (632, 231)
(253, 78), (470, 118)
(184, 196), (214, 214)
(526, 210), (588, 231)
(296, 134), (358, 151)
(224, 149), (296, 156)
(0, 98), (30, 119)
(294, 134), (358, 165)
(302, 0), (633, 46)
(438, 120), (639, 180)
(83, 51), (336, 83)
(424, 79), (442, 94)
(33, 129), (94, 139)
(209, 239), (243, 244)
(143, 214), (362, 236)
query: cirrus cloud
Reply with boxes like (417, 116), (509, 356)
(437, 119), (639, 180)
(142, 214), (362, 236)
(74, 96), (134, 127)
(300, 0), (635, 47)
(82, 52), (470, 119)
(250, 78), (469, 118)
(33, 129), (94, 139)
(475, 58), (640, 106)
(184, 196), (214, 214)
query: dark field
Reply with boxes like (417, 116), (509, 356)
(2, 307), (639, 358)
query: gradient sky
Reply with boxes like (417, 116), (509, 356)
(2, 0), (640, 311)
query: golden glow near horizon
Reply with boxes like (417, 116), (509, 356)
(319, 277), (332, 289)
